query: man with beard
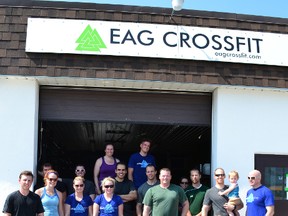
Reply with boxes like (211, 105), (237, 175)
(185, 168), (209, 216)
(136, 164), (159, 216)
(114, 162), (137, 216)
(201, 168), (243, 216)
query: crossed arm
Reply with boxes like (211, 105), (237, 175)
(119, 190), (137, 202)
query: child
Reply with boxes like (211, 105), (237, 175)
(218, 170), (242, 216)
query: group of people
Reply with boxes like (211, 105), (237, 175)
(177, 168), (275, 216)
(2, 139), (275, 216)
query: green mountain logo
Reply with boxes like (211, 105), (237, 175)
(76, 25), (107, 52)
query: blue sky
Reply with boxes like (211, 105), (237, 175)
(44, 0), (288, 18)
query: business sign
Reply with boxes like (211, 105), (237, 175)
(26, 18), (288, 67)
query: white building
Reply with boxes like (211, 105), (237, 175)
(1, 1), (288, 214)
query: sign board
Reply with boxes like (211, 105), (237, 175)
(26, 18), (288, 67)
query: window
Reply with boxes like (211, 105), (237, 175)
(255, 154), (288, 214)
(264, 167), (288, 200)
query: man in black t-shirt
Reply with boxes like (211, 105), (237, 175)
(3, 170), (44, 216)
(114, 162), (137, 216)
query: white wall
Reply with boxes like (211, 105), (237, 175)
(0, 78), (39, 208)
(212, 86), (288, 213)
(2, 78), (288, 212)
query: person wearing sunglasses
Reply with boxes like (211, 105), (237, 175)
(178, 176), (190, 216)
(179, 177), (190, 190)
(60, 164), (95, 200)
(201, 168), (243, 216)
(64, 177), (93, 216)
(93, 177), (123, 216)
(218, 170), (243, 216)
(246, 170), (274, 216)
(35, 170), (64, 216)
(34, 163), (67, 202)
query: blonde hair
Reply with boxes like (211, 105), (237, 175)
(101, 177), (115, 189)
(229, 170), (239, 179)
(73, 176), (85, 184)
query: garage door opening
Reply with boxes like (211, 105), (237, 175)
(38, 87), (212, 185)
(38, 121), (211, 185)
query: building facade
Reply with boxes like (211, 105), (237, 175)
(1, 0), (288, 214)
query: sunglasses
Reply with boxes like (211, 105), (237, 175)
(180, 182), (189, 184)
(48, 178), (58, 182)
(104, 185), (114, 188)
(75, 184), (84, 187)
(248, 176), (256, 180)
(215, 174), (225, 177)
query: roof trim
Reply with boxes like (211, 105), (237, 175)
(0, 0), (287, 25)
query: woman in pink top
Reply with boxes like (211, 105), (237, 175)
(93, 144), (120, 195)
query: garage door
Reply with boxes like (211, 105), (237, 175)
(39, 88), (212, 125)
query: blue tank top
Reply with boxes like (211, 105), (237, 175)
(41, 187), (60, 216)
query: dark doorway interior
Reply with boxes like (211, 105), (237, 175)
(38, 121), (211, 185)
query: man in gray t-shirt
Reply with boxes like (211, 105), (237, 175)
(136, 165), (159, 216)
(202, 168), (243, 216)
